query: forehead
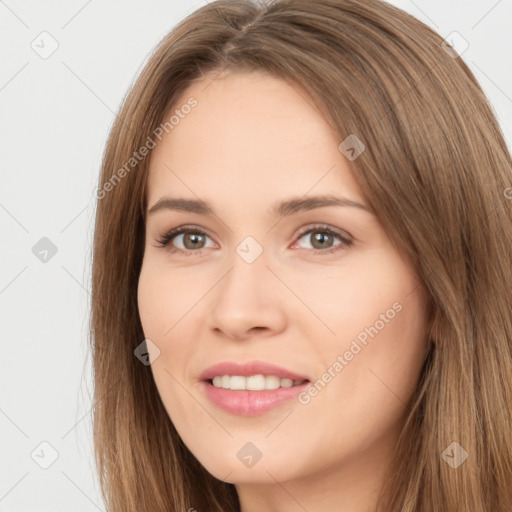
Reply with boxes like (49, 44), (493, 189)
(146, 70), (363, 210)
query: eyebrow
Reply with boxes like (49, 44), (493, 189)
(147, 194), (371, 218)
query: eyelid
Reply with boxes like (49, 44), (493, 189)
(293, 223), (353, 244)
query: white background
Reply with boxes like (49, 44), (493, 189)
(1, 0), (511, 510)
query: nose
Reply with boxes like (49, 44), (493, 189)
(207, 247), (287, 341)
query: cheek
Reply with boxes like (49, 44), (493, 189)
(137, 269), (195, 423)
(325, 282), (429, 418)
(137, 263), (200, 384)
(292, 254), (420, 344)
(137, 263), (190, 338)
(137, 282), (162, 342)
(310, 252), (429, 409)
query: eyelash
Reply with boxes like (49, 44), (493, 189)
(154, 224), (353, 256)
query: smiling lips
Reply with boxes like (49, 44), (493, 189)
(199, 360), (311, 382)
(199, 360), (311, 415)
(211, 374), (306, 391)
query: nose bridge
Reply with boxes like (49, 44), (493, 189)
(207, 234), (286, 338)
(220, 234), (269, 303)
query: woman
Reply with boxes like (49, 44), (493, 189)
(89, 0), (512, 510)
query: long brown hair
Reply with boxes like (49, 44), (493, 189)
(89, 0), (512, 510)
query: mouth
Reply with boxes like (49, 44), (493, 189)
(206, 375), (309, 391)
(200, 374), (310, 417)
(199, 360), (311, 384)
(198, 360), (312, 415)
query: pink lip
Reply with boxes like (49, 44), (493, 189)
(200, 380), (310, 416)
(198, 360), (311, 416)
(199, 360), (310, 382)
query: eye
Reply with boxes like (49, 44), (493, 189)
(154, 223), (353, 256)
(291, 224), (353, 254)
(154, 225), (217, 254)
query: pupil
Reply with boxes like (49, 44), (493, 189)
(185, 233), (203, 249)
(313, 232), (332, 249)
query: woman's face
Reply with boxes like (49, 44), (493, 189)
(137, 70), (431, 491)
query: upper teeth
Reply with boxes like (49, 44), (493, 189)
(211, 375), (305, 391)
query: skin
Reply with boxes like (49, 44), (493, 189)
(137, 70), (432, 512)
